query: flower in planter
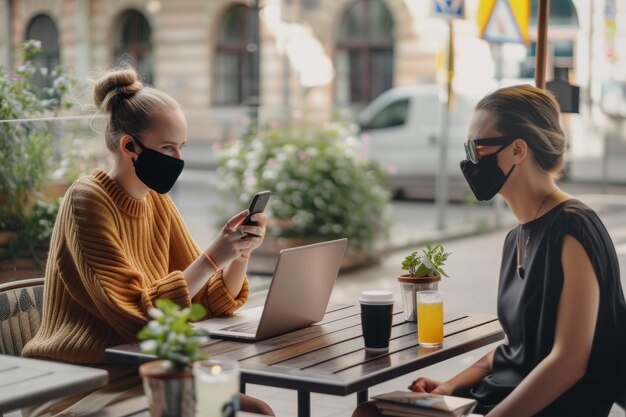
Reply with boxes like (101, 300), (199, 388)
(215, 124), (392, 257)
(401, 244), (451, 278)
(399, 244), (450, 322)
(137, 299), (210, 372)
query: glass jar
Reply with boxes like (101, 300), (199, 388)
(398, 275), (441, 322)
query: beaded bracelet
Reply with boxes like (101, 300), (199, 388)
(203, 249), (220, 271)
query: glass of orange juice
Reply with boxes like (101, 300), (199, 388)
(416, 290), (444, 347)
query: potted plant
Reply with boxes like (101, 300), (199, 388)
(0, 40), (74, 281)
(137, 299), (210, 417)
(215, 124), (392, 271)
(399, 244), (450, 322)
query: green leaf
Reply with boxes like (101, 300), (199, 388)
(137, 328), (152, 340)
(189, 304), (207, 321)
(414, 263), (430, 277)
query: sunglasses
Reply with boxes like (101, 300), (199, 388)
(464, 136), (516, 164)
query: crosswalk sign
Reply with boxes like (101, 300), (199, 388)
(477, 0), (530, 45)
(433, 0), (465, 20)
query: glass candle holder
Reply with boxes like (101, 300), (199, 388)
(193, 359), (240, 417)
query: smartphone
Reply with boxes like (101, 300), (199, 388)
(241, 190), (271, 228)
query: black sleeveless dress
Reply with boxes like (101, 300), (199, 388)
(471, 199), (626, 417)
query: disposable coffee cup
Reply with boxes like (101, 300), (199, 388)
(359, 290), (394, 352)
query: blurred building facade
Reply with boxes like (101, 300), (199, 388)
(0, 0), (624, 141)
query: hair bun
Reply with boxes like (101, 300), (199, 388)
(94, 69), (143, 112)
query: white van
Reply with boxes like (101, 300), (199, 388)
(356, 84), (486, 200)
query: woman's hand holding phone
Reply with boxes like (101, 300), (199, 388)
(205, 210), (268, 268)
(236, 191), (270, 258)
(205, 210), (253, 267)
(239, 191), (271, 236)
(238, 212), (267, 258)
(205, 191), (270, 267)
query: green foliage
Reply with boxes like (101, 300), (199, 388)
(401, 244), (451, 277)
(215, 125), (392, 255)
(0, 40), (74, 258)
(137, 299), (210, 372)
(6, 199), (60, 264)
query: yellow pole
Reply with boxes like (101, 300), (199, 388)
(447, 20), (455, 111)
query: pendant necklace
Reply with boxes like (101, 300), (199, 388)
(516, 188), (559, 279)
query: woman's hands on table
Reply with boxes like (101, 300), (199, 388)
(408, 377), (452, 395)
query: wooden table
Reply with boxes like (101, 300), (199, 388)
(106, 304), (503, 417)
(0, 355), (109, 414)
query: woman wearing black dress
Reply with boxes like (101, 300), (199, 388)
(354, 85), (626, 417)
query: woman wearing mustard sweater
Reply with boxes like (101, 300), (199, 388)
(22, 68), (274, 416)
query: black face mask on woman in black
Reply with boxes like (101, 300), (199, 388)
(126, 136), (184, 194)
(459, 141), (516, 202)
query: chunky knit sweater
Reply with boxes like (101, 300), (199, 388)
(22, 169), (248, 363)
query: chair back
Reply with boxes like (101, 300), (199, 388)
(0, 278), (45, 356)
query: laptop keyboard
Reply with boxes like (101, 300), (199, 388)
(219, 320), (260, 333)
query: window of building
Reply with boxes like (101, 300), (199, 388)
(336, 0), (394, 105)
(530, 0), (578, 26)
(520, 0), (578, 80)
(215, 4), (259, 106)
(25, 14), (60, 88)
(114, 10), (153, 84)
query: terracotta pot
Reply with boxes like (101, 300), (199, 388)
(42, 178), (71, 199)
(139, 360), (195, 417)
(397, 274), (441, 322)
(0, 231), (17, 246)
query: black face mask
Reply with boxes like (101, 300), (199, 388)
(459, 143), (515, 201)
(129, 137), (184, 194)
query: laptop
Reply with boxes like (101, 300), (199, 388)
(198, 238), (348, 341)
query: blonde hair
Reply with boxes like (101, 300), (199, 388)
(476, 84), (565, 174)
(93, 68), (179, 153)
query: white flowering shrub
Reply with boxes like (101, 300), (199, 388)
(216, 124), (391, 255)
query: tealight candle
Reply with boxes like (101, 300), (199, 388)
(193, 359), (240, 417)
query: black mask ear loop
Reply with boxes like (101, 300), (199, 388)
(494, 140), (517, 179)
(126, 137), (147, 166)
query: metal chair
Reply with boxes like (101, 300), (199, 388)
(0, 278), (45, 356)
